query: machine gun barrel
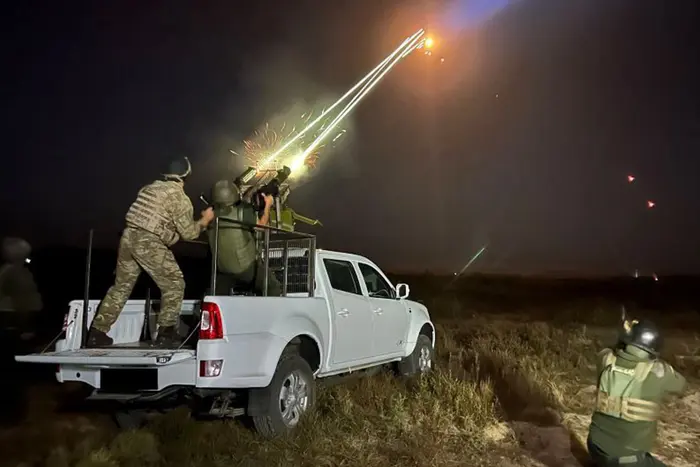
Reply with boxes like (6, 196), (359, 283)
(223, 164), (322, 232)
(234, 167), (257, 190)
(292, 211), (323, 227)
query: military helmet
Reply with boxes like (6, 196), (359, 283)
(622, 319), (663, 356)
(164, 157), (192, 181)
(1, 237), (32, 264)
(210, 179), (240, 206)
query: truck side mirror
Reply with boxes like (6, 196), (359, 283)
(396, 283), (410, 300)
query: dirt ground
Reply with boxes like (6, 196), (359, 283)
(1, 297), (699, 467)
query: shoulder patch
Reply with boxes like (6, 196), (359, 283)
(651, 361), (665, 378)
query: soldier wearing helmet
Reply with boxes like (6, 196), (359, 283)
(1, 237), (42, 424)
(587, 318), (686, 467)
(206, 179), (282, 296)
(87, 158), (215, 348)
(0, 237), (43, 337)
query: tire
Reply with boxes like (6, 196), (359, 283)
(397, 334), (434, 376)
(249, 352), (316, 438)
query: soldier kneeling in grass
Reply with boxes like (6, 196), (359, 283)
(587, 319), (686, 467)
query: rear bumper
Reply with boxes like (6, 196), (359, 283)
(56, 358), (197, 391)
(19, 331), (292, 391)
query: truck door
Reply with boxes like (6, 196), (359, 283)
(356, 262), (408, 358)
(323, 258), (375, 364)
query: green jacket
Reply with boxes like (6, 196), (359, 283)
(0, 263), (43, 313)
(207, 203), (259, 275)
(588, 346), (686, 456)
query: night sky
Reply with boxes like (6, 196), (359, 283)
(3, 0), (700, 275)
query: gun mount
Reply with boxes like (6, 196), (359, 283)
(233, 165), (323, 232)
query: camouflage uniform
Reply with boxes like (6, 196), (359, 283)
(91, 172), (203, 342)
(206, 180), (282, 296)
(587, 344), (686, 466)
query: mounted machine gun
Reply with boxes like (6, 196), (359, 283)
(201, 165), (322, 232)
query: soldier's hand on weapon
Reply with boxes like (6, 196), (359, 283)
(263, 194), (274, 208)
(200, 207), (215, 225)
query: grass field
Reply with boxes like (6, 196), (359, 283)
(2, 276), (699, 467)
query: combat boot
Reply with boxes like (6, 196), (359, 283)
(153, 326), (182, 348)
(87, 328), (113, 347)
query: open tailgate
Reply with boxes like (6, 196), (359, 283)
(15, 348), (195, 366)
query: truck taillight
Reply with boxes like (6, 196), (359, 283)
(199, 360), (223, 377)
(62, 313), (69, 332)
(200, 302), (223, 340)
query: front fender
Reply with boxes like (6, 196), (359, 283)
(403, 302), (435, 356)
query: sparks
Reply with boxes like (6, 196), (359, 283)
(235, 28), (425, 178)
(256, 33), (417, 170)
(289, 29), (425, 174)
(231, 113), (345, 173)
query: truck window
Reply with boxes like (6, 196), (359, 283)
(323, 259), (362, 295)
(358, 263), (394, 299)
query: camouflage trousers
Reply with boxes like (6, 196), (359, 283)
(91, 227), (185, 333)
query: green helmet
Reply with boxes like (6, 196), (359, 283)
(210, 179), (240, 206)
(622, 319), (662, 356)
(163, 157), (192, 181)
(2, 237), (31, 264)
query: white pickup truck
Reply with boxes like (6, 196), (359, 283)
(16, 236), (435, 438)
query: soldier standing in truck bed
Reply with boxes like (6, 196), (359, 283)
(87, 158), (215, 348)
(587, 319), (687, 467)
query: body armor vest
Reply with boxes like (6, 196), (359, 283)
(595, 350), (661, 422)
(211, 205), (257, 275)
(125, 180), (182, 246)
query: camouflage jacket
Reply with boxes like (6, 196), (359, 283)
(125, 180), (202, 246)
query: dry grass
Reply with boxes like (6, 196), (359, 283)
(4, 294), (700, 467)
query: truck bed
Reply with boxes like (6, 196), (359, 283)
(56, 298), (201, 349)
(13, 295), (331, 392)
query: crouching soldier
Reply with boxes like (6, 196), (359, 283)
(0, 237), (43, 342)
(587, 319), (686, 467)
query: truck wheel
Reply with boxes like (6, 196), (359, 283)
(250, 353), (316, 438)
(397, 334), (434, 376)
